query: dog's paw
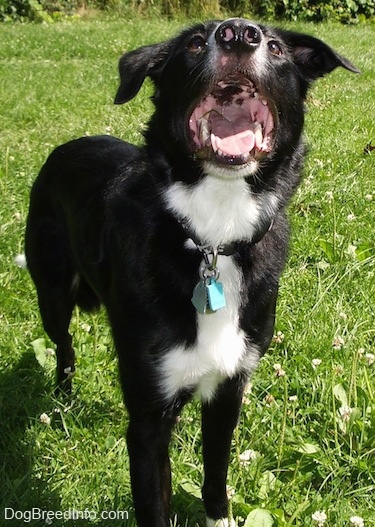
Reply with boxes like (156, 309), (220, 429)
(206, 517), (236, 527)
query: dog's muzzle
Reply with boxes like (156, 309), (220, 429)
(188, 20), (276, 167)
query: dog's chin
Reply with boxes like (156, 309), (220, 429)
(201, 158), (259, 180)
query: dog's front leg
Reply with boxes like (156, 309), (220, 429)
(126, 412), (175, 527)
(201, 375), (247, 527)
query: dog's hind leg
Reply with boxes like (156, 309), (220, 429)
(25, 197), (78, 394)
(201, 375), (247, 527)
(39, 278), (76, 395)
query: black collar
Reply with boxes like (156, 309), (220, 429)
(179, 218), (273, 257)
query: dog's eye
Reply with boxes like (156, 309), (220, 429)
(187, 35), (207, 53)
(268, 40), (283, 56)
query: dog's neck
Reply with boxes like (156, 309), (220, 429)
(165, 176), (278, 248)
(178, 216), (273, 256)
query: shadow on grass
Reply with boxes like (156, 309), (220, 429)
(0, 351), (207, 526)
(0, 352), (62, 520)
(0, 351), (133, 526)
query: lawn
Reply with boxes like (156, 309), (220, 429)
(0, 15), (374, 527)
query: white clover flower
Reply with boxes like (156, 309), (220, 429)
(273, 363), (286, 377)
(288, 395), (298, 403)
(339, 406), (353, 422)
(273, 331), (285, 344)
(350, 516), (365, 527)
(242, 393), (251, 405)
(264, 394), (276, 405)
(347, 213), (356, 221)
(333, 364), (344, 375)
(347, 244), (357, 258)
(244, 382), (252, 393)
(312, 510), (327, 526)
(332, 336), (345, 350)
(326, 191), (334, 201)
(226, 485), (235, 499)
(40, 413), (51, 425)
(63, 366), (75, 380)
(45, 348), (55, 357)
(365, 353), (374, 365)
(312, 358), (322, 369)
(239, 449), (258, 465)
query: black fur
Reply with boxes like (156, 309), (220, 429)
(25, 19), (358, 527)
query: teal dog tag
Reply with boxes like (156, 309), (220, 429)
(191, 278), (226, 314)
(207, 279), (226, 311)
(191, 281), (209, 314)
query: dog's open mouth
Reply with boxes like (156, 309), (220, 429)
(189, 76), (275, 166)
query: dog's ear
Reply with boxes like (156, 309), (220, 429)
(114, 41), (171, 104)
(282, 31), (360, 83)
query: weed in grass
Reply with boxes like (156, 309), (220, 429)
(0, 17), (374, 527)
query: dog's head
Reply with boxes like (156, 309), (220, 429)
(115, 19), (359, 179)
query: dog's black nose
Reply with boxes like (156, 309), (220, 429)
(215, 19), (261, 52)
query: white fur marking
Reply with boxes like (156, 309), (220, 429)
(160, 257), (259, 402)
(166, 177), (264, 247)
(161, 174), (276, 402)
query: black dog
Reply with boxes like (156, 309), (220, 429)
(25, 19), (359, 527)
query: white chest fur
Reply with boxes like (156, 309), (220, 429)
(165, 177), (265, 247)
(160, 177), (267, 402)
(159, 255), (260, 402)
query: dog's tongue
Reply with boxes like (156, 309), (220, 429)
(210, 112), (258, 157)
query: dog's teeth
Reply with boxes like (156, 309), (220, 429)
(260, 98), (268, 106)
(254, 122), (263, 149)
(217, 148), (225, 157)
(260, 136), (272, 152)
(211, 133), (218, 153)
(198, 116), (210, 146)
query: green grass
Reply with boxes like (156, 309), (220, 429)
(0, 16), (374, 527)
